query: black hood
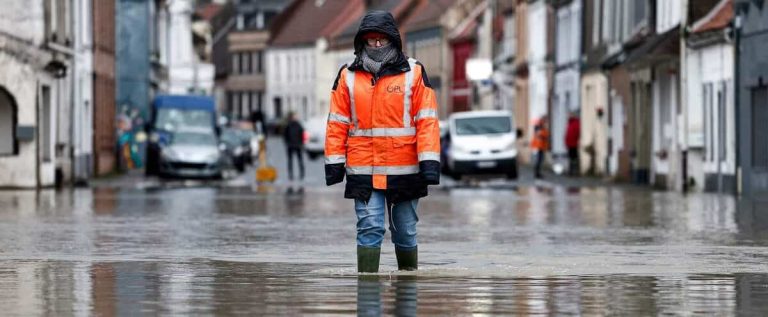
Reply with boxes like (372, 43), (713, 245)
(353, 10), (402, 53)
(349, 10), (409, 76)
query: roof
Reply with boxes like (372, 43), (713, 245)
(319, 0), (366, 38)
(153, 95), (215, 110)
(622, 26), (681, 66)
(270, 0), (361, 47)
(328, 0), (418, 49)
(401, 0), (456, 33)
(692, 0), (733, 33)
(689, 0), (723, 24)
(195, 3), (223, 21)
(448, 1), (487, 42)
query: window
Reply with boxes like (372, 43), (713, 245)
(254, 51), (263, 74)
(232, 54), (240, 75)
(592, 0), (602, 47)
(231, 91), (240, 117)
(704, 83), (712, 161)
(41, 86), (52, 162)
(80, 0), (91, 46)
(634, 0), (647, 31)
(752, 87), (768, 167)
(504, 14), (516, 56)
(718, 85), (726, 162)
(601, 0), (612, 43)
(241, 92), (250, 119)
(242, 52), (251, 74)
(0, 87), (17, 155)
(274, 97), (283, 119)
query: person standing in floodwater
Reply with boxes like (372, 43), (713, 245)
(324, 10), (441, 273)
(283, 112), (305, 181)
(565, 112), (580, 176)
(531, 117), (550, 179)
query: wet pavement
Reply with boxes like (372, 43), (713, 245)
(3, 139), (768, 315)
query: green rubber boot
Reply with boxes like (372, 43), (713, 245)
(395, 247), (418, 271)
(357, 246), (381, 273)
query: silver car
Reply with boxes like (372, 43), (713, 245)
(158, 131), (223, 179)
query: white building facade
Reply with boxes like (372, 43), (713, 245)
(683, 0), (736, 193)
(265, 47), (316, 121)
(73, 0), (94, 182)
(166, 0), (214, 95)
(527, 0), (549, 136)
(0, 0), (75, 187)
(552, 0), (582, 169)
(650, 0), (683, 190)
(315, 39), (354, 119)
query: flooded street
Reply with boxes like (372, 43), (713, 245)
(1, 181), (768, 315)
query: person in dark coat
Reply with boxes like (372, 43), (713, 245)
(283, 112), (305, 180)
(250, 110), (267, 136)
(565, 113), (580, 176)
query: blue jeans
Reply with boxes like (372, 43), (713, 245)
(355, 191), (419, 250)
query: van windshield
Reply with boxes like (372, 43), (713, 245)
(454, 116), (512, 135)
(155, 108), (213, 132)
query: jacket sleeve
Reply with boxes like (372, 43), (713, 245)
(412, 62), (441, 185)
(324, 66), (351, 186)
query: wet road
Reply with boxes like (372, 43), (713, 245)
(3, 139), (768, 315)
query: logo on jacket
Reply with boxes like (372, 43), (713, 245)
(387, 84), (403, 94)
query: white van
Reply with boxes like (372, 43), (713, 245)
(444, 110), (518, 179)
(303, 116), (327, 160)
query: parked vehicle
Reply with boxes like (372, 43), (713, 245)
(158, 129), (224, 179)
(220, 128), (252, 172)
(145, 95), (218, 176)
(304, 116), (327, 160)
(444, 110), (518, 179)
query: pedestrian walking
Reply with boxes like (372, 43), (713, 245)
(324, 10), (441, 273)
(250, 109), (267, 136)
(531, 117), (550, 179)
(283, 112), (305, 181)
(565, 112), (580, 176)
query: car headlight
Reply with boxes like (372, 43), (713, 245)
(505, 141), (516, 151)
(206, 151), (220, 161)
(162, 148), (178, 160)
(234, 146), (244, 156)
(452, 145), (468, 154)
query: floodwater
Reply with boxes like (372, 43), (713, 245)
(0, 184), (767, 315)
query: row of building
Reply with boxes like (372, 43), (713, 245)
(3, 0), (768, 197)
(526, 0), (766, 197)
(0, 0), (215, 188)
(209, 0), (768, 196)
(499, 0), (768, 197)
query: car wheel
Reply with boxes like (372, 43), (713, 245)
(506, 161), (518, 180)
(236, 162), (246, 172)
(145, 152), (157, 176)
(307, 152), (319, 160)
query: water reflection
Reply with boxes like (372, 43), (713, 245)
(1, 185), (768, 314)
(4, 260), (768, 315)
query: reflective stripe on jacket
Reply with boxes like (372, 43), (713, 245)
(324, 58), (440, 191)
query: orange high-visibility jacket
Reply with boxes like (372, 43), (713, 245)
(324, 58), (441, 201)
(531, 127), (550, 151)
(324, 10), (441, 203)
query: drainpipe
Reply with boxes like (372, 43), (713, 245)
(36, 81), (41, 189)
(734, 7), (742, 195)
(680, 0), (688, 192)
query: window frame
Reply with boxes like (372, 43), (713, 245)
(0, 87), (19, 156)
